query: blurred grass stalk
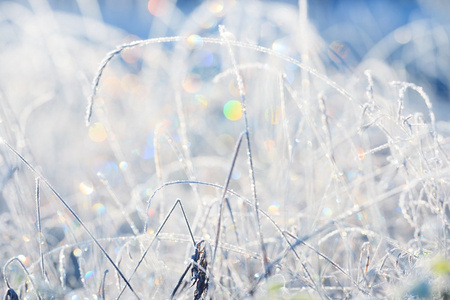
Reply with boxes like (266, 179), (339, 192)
(0, 0), (449, 299)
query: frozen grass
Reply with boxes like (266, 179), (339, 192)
(1, 0), (450, 299)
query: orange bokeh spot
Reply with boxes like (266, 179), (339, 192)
(148, 0), (170, 16)
(358, 148), (365, 160)
(148, 208), (156, 218)
(264, 140), (275, 151)
(89, 122), (107, 143)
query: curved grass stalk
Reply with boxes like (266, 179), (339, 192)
(0, 138), (141, 300)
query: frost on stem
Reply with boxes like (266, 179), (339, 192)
(85, 36), (186, 126)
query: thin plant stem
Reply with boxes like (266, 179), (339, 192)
(0, 138), (141, 300)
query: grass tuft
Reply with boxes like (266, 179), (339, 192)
(1, 0), (449, 299)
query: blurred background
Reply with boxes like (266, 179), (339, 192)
(1, 0), (450, 297)
(3, 0), (448, 110)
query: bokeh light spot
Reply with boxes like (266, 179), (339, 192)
(207, 0), (224, 13)
(89, 122), (107, 143)
(119, 161), (128, 170)
(73, 248), (82, 257)
(268, 202), (280, 215)
(223, 100), (242, 121)
(148, 0), (170, 16)
(182, 73), (202, 93)
(148, 208), (156, 218)
(328, 41), (349, 63)
(272, 39), (290, 54)
(18, 255), (29, 265)
(322, 207), (333, 217)
(358, 148), (365, 160)
(432, 258), (450, 275)
(79, 181), (94, 195)
(84, 270), (95, 282)
(92, 203), (106, 215)
(186, 34), (203, 49)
